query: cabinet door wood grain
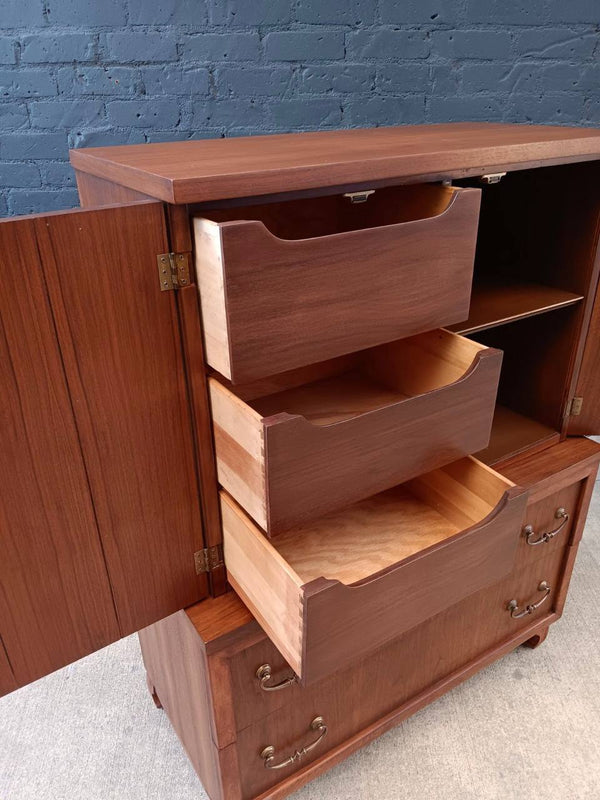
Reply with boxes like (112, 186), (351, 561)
(0, 216), (119, 691)
(34, 203), (208, 635)
(0, 204), (208, 694)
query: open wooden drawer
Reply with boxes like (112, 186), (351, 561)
(194, 183), (481, 383)
(210, 329), (503, 535)
(222, 457), (528, 685)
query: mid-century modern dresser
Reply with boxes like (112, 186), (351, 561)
(2, 123), (600, 799)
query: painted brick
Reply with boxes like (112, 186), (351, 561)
(464, 0), (549, 25)
(0, 38), (17, 65)
(21, 34), (96, 64)
(265, 31), (345, 61)
(39, 162), (76, 186)
(506, 92), (585, 124)
(0, 69), (57, 98)
(141, 66), (210, 96)
(0, 103), (29, 130)
(3, 0), (45, 27)
(70, 129), (146, 148)
(9, 189), (79, 215)
(461, 62), (538, 94)
(209, 0), (292, 25)
(428, 95), (505, 122)
(0, 132), (68, 160)
(0, 195), (6, 216)
(547, 0), (599, 23)
(107, 99), (181, 128)
(193, 99), (266, 128)
(58, 66), (141, 96)
(30, 100), (105, 129)
(105, 32), (177, 63)
(346, 30), (430, 60)
(269, 98), (342, 129)
(181, 33), (260, 61)
(514, 29), (597, 59)
(376, 64), (429, 94)
(0, 163), (41, 188)
(45, 0), (126, 25)
(129, 0), (208, 24)
(433, 30), (512, 60)
(380, 0), (457, 24)
(301, 65), (374, 94)
(216, 66), (292, 97)
(294, 0), (376, 25)
(429, 65), (460, 96)
(344, 96), (425, 126)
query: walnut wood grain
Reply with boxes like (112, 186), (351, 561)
(195, 185), (480, 383)
(0, 215), (120, 691)
(211, 329), (501, 534)
(222, 457), (527, 684)
(70, 123), (600, 204)
(74, 170), (155, 205)
(34, 203), (208, 635)
(0, 636), (17, 697)
(475, 405), (561, 465)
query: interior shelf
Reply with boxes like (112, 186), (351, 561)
(448, 280), (583, 336)
(475, 405), (560, 465)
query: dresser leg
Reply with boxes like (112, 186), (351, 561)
(522, 626), (550, 650)
(146, 673), (163, 709)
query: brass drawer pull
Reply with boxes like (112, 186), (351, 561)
(523, 508), (569, 546)
(256, 664), (297, 692)
(261, 716), (327, 770)
(507, 581), (551, 619)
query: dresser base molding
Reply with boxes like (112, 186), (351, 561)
(142, 613), (558, 800)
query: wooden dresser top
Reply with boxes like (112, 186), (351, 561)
(70, 122), (600, 205)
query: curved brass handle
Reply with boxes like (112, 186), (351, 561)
(261, 716), (327, 770)
(507, 581), (551, 619)
(523, 508), (569, 546)
(256, 664), (297, 693)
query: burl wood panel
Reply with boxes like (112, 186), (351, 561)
(0, 216), (119, 691)
(211, 330), (502, 534)
(34, 203), (208, 635)
(223, 458), (528, 684)
(195, 186), (481, 383)
(70, 123), (600, 204)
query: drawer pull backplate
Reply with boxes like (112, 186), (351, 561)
(507, 581), (551, 619)
(261, 716), (327, 770)
(523, 508), (569, 546)
(256, 663), (297, 692)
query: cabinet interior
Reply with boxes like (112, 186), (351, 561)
(454, 162), (600, 464)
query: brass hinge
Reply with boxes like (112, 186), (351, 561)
(157, 252), (191, 291)
(194, 545), (224, 574)
(569, 396), (584, 416)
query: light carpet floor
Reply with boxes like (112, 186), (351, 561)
(2, 487), (600, 800)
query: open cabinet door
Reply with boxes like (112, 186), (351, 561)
(567, 230), (600, 436)
(0, 203), (208, 694)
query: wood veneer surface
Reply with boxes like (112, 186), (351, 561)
(70, 123), (600, 203)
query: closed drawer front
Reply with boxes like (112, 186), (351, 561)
(210, 329), (502, 534)
(516, 479), (583, 566)
(195, 183), (481, 384)
(222, 456), (528, 685)
(230, 545), (567, 799)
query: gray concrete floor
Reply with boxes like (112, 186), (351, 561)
(2, 486), (600, 800)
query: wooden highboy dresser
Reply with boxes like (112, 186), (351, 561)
(2, 123), (600, 798)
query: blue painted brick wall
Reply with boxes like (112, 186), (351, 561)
(0, 0), (598, 216)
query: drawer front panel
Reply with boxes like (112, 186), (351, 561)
(516, 479), (583, 566)
(231, 547), (567, 798)
(211, 330), (502, 535)
(195, 185), (481, 383)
